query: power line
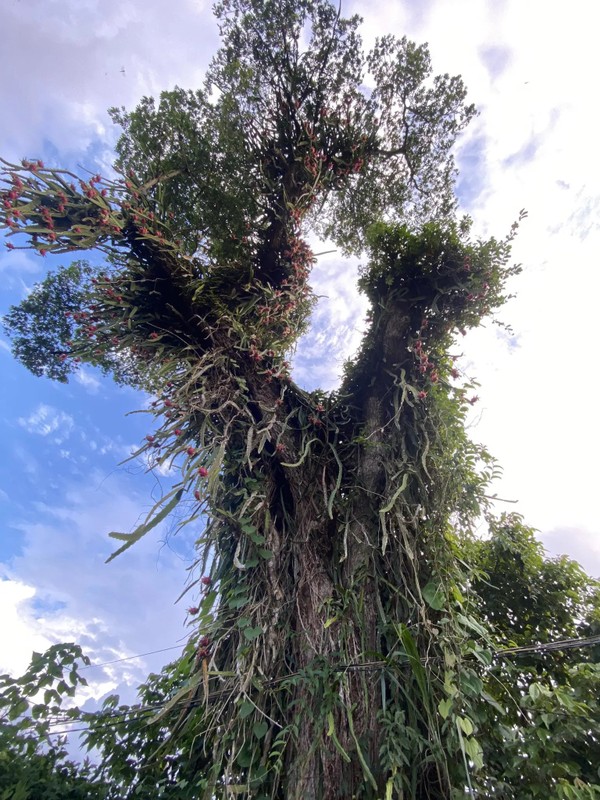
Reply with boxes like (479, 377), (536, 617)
(494, 633), (600, 657)
(75, 633), (600, 673)
(78, 644), (184, 670)
(36, 633), (600, 737)
(42, 684), (600, 738)
(246, 633), (600, 687)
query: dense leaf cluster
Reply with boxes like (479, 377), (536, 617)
(1, 0), (599, 798)
(2, 534), (599, 798)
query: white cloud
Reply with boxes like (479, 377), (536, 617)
(0, 576), (52, 674)
(151, 459), (178, 479)
(356, 0), (600, 576)
(540, 527), (600, 581)
(1, 0), (219, 162)
(0, 575), (124, 706)
(12, 444), (40, 477)
(75, 368), (101, 394)
(1, 470), (197, 700)
(99, 440), (134, 459)
(0, 250), (42, 292)
(18, 404), (75, 439)
(294, 250), (368, 390)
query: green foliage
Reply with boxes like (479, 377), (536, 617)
(1, 259), (150, 387)
(0, 748), (107, 800)
(2, 261), (92, 382)
(468, 514), (600, 654)
(0, 645), (111, 800)
(3, 530), (600, 800)
(79, 648), (215, 798)
(109, 87), (261, 260)
(513, 664), (600, 798)
(108, 0), (475, 258)
(460, 517), (600, 799)
(2, 0), (597, 797)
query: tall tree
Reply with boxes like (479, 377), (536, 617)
(1, 1), (527, 797)
(3, 532), (599, 799)
(462, 515), (600, 799)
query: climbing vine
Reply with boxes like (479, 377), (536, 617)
(0, 2), (549, 798)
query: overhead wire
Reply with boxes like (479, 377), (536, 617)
(74, 632), (600, 673)
(33, 632), (600, 737)
(77, 644), (185, 670)
(43, 687), (600, 738)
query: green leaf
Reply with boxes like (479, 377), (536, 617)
(529, 682), (542, 702)
(457, 715), (473, 736)
(326, 711), (352, 763)
(438, 697), (453, 719)
(397, 624), (428, 703)
(422, 581), (445, 611)
(379, 473), (409, 515)
(148, 672), (203, 726)
(228, 593), (250, 609)
(106, 488), (183, 562)
(463, 736), (484, 770)
(247, 530), (266, 544)
(8, 698), (28, 720)
(460, 670), (483, 697)
(239, 700), (254, 719)
(451, 584), (464, 604)
(243, 627), (262, 641)
(236, 744), (256, 768)
(253, 720), (269, 739)
(208, 440), (226, 497)
(240, 521), (256, 534)
(456, 613), (487, 637)
(480, 691), (506, 716)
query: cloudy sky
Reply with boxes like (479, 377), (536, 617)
(2, 0), (599, 722)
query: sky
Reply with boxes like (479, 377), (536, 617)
(1, 0), (599, 731)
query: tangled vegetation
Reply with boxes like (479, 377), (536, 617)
(2, 1), (599, 798)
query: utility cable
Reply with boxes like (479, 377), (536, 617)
(74, 632), (600, 672)
(35, 633), (600, 736)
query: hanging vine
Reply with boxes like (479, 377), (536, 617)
(1, 2), (527, 797)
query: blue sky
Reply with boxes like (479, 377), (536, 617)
(2, 0), (600, 721)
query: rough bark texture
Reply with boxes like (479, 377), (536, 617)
(278, 304), (416, 798)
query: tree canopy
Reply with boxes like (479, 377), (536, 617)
(1, 0), (599, 798)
